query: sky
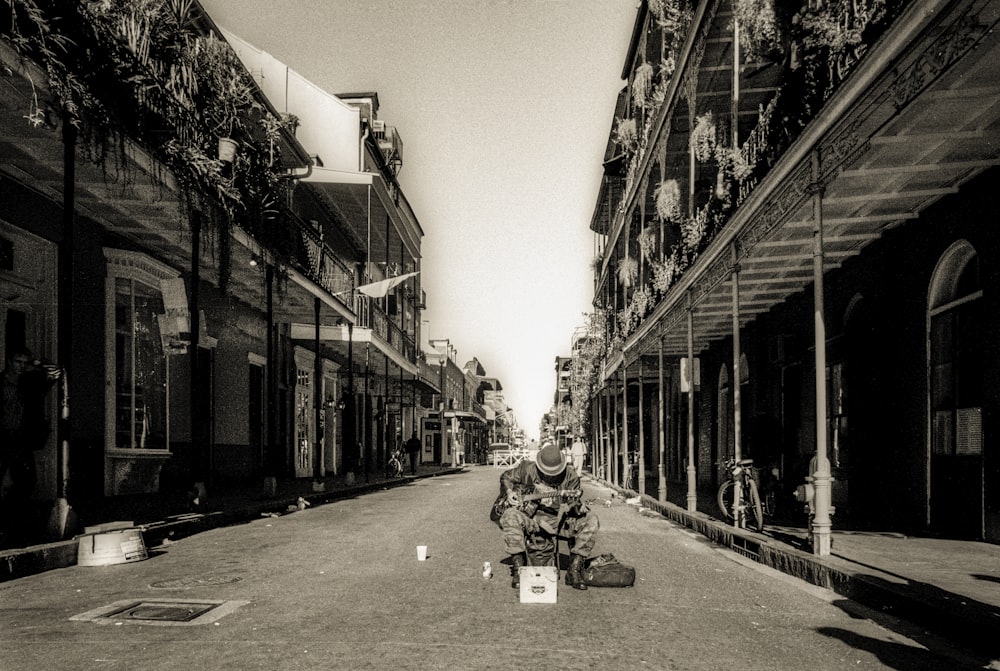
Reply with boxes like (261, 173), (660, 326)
(201, 0), (638, 438)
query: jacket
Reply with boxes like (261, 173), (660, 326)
(500, 459), (582, 518)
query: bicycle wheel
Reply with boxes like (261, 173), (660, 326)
(746, 478), (764, 532)
(762, 486), (777, 518)
(717, 480), (735, 520)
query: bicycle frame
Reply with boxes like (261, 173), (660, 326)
(717, 457), (764, 532)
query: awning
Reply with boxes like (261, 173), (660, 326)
(289, 322), (417, 375)
(407, 377), (440, 395)
(443, 411), (486, 424)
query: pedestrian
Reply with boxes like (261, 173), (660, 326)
(497, 441), (598, 590)
(571, 435), (587, 474)
(404, 431), (421, 474)
(0, 347), (60, 544)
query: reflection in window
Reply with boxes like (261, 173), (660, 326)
(929, 241), (982, 457)
(115, 277), (167, 450)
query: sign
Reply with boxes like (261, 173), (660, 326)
(680, 357), (701, 393)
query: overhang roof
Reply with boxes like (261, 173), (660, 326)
(0, 39), (352, 331)
(303, 166), (422, 265)
(613, 0), (1000, 372)
(444, 410), (486, 424)
(289, 322), (417, 375)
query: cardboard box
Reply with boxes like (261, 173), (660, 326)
(519, 566), (558, 603)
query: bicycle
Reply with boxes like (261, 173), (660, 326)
(623, 451), (639, 491)
(624, 462), (638, 491)
(716, 457), (764, 532)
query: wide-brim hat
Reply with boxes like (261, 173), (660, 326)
(536, 443), (566, 477)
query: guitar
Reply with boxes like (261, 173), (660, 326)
(489, 487), (582, 523)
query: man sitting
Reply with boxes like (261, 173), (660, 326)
(498, 442), (599, 590)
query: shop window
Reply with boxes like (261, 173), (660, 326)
(928, 240), (982, 457)
(105, 250), (176, 452)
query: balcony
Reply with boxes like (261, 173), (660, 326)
(593, 0), (1000, 365)
(356, 295), (417, 366)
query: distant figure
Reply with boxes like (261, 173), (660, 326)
(571, 436), (587, 474)
(0, 347), (60, 543)
(404, 431), (422, 474)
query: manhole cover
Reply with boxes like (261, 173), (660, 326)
(150, 575), (243, 589)
(104, 601), (217, 622)
(71, 598), (248, 626)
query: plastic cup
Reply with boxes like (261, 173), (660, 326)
(417, 545), (427, 561)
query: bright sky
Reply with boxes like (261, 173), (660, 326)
(202, 0), (637, 438)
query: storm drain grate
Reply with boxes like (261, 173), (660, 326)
(732, 537), (761, 562)
(70, 598), (248, 626)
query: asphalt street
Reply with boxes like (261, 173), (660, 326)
(0, 466), (986, 670)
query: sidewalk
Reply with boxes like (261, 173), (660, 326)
(2, 466), (998, 660)
(0, 464), (464, 583)
(602, 477), (1000, 661)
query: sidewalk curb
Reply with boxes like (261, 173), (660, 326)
(597, 478), (1000, 660)
(0, 468), (465, 583)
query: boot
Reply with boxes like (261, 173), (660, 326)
(510, 553), (526, 589)
(566, 554), (588, 590)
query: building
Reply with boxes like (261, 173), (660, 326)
(587, 0), (1000, 552)
(422, 340), (489, 465)
(224, 34), (429, 484)
(0, 0), (429, 544)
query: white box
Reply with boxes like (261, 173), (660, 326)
(519, 566), (558, 603)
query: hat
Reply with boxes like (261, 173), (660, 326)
(536, 443), (566, 477)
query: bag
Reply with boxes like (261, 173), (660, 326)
(581, 553), (635, 587)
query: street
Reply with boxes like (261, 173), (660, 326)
(0, 467), (985, 671)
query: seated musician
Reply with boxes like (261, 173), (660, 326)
(498, 442), (599, 590)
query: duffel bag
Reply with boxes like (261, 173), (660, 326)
(581, 553), (635, 587)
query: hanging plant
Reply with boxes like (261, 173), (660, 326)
(651, 253), (678, 295)
(736, 0), (782, 63)
(660, 55), (676, 81)
(3, 0), (302, 295)
(614, 117), (638, 152)
(798, 2), (877, 55)
(691, 111), (716, 163)
(617, 256), (638, 288)
(638, 225), (657, 262)
(631, 286), (652, 318)
(728, 146), (754, 182)
(681, 208), (708, 254)
(653, 0), (692, 41)
(616, 303), (639, 339)
(648, 0), (667, 23)
(632, 62), (654, 110)
(651, 81), (667, 107)
(4, 0), (287, 220)
(654, 178), (682, 222)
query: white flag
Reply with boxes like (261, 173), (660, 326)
(357, 271), (419, 298)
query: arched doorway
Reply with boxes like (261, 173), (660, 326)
(927, 240), (983, 539)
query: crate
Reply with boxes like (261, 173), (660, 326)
(518, 566), (558, 603)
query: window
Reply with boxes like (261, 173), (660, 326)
(928, 241), (982, 457)
(105, 250), (176, 452)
